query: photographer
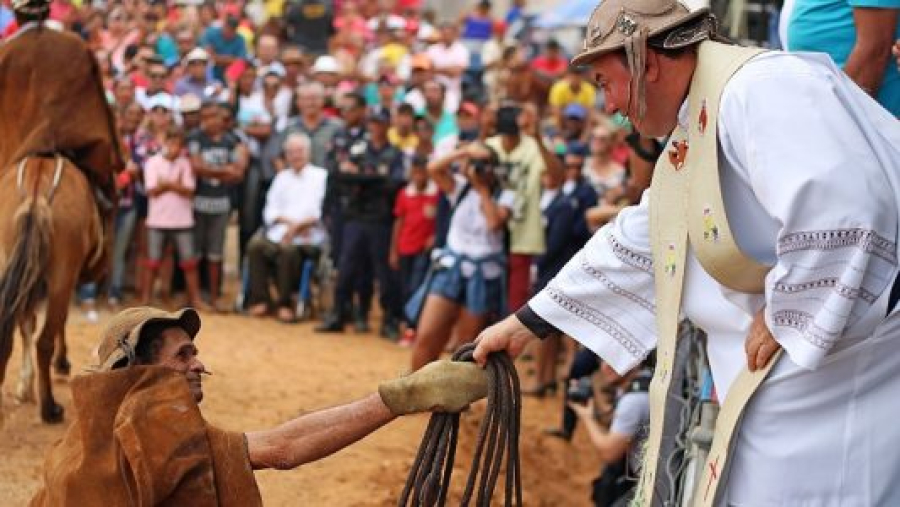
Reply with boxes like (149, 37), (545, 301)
(409, 143), (513, 371)
(568, 355), (653, 507)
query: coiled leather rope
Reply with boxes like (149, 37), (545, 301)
(399, 343), (523, 506)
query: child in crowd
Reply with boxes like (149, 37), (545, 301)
(141, 126), (205, 308)
(390, 154), (439, 346)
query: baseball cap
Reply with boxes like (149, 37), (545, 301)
(185, 47), (209, 63)
(367, 107), (391, 124)
(179, 94), (202, 114)
(563, 103), (588, 120)
(95, 307), (201, 371)
(146, 92), (175, 111)
(311, 55), (340, 74)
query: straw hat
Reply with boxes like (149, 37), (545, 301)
(95, 307), (201, 372)
(572, 0), (713, 118)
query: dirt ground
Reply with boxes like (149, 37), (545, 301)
(0, 308), (601, 506)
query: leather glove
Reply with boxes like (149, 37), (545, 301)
(378, 360), (489, 416)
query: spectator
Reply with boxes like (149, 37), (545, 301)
(456, 101), (481, 142)
(409, 143), (512, 370)
(485, 104), (548, 313)
(481, 20), (509, 104)
(109, 103), (145, 307)
(188, 102), (249, 311)
(284, 0), (335, 56)
(531, 39), (568, 84)
(505, 0), (526, 25)
(174, 48), (226, 100)
(788, 0), (900, 115)
(583, 124), (628, 232)
(100, 7), (139, 73)
(179, 94), (203, 131)
(254, 33), (282, 74)
(417, 80), (458, 151)
(309, 54), (344, 111)
(316, 109), (405, 339)
(460, 0), (494, 45)
(388, 102), (420, 159)
(556, 103), (589, 145)
(201, 14), (248, 82)
(390, 154), (439, 346)
(569, 358), (652, 507)
(140, 11), (177, 67)
(280, 46), (308, 90)
(548, 67), (597, 129)
(257, 66), (292, 129)
(141, 126), (205, 309)
(426, 22), (469, 113)
(524, 167), (578, 396)
(246, 132), (327, 322)
(173, 28), (197, 63)
(137, 57), (175, 109)
(270, 81), (343, 172)
(112, 77), (137, 113)
(561, 142), (599, 246)
(403, 53), (440, 111)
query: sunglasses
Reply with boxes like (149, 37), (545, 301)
(149, 73), (167, 79)
(151, 106), (169, 113)
(283, 60), (303, 66)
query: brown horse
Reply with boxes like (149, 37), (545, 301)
(0, 155), (105, 424)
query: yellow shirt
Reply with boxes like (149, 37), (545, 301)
(388, 128), (419, 153)
(548, 80), (597, 110)
(485, 135), (547, 255)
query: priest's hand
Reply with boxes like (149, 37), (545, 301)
(378, 360), (488, 415)
(745, 307), (781, 372)
(472, 315), (537, 367)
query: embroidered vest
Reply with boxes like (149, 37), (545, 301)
(638, 41), (781, 507)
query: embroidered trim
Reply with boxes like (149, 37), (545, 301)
(605, 231), (654, 274)
(771, 309), (838, 350)
(579, 257), (656, 312)
(777, 229), (897, 265)
(545, 286), (647, 358)
(774, 278), (878, 304)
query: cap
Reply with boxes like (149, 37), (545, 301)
(261, 62), (287, 78)
(410, 53), (432, 71)
(311, 55), (340, 74)
(563, 103), (588, 120)
(11, 0), (50, 17)
(179, 94), (202, 113)
(572, 0), (709, 67)
(185, 47), (209, 62)
(367, 107), (391, 124)
(458, 101), (480, 117)
(95, 307), (201, 371)
(146, 92), (175, 111)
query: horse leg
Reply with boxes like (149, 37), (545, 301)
(36, 305), (65, 424)
(53, 327), (70, 376)
(14, 316), (35, 403)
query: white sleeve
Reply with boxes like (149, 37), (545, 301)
(528, 191), (657, 374)
(262, 174), (283, 227)
(721, 55), (900, 370)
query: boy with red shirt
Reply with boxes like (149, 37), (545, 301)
(390, 155), (439, 345)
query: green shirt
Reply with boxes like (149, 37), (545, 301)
(486, 135), (547, 255)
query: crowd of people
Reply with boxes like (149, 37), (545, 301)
(5, 0), (900, 503)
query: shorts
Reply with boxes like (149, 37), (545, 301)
(194, 211), (229, 262)
(428, 267), (504, 316)
(147, 227), (196, 263)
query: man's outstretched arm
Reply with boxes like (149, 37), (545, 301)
(246, 393), (395, 470)
(245, 361), (487, 470)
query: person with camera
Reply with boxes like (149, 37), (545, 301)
(408, 142), (513, 371)
(569, 356), (652, 507)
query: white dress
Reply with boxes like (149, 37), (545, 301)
(528, 50), (900, 505)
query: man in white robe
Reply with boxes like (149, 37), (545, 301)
(473, 0), (900, 504)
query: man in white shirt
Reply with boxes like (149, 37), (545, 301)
(245, 132), (327, 322)
(472, 0), (900, 504)
(426, 22), (470, 114)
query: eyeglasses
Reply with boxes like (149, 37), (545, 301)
(149, 73), (167, 79)
(283, 60), (303, 66)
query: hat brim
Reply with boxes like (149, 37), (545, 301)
(570, 7), (709, 67)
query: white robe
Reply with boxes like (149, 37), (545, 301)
(529, 50), (900, 505)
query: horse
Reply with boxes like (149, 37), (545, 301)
(0, 155), (106, 424)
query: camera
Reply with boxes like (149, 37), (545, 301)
(470, 157), (494, 176)
(567, 376), (594, 405)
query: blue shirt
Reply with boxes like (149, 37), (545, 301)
(200, 26), (248, 81)
(788, 0), (900, 115)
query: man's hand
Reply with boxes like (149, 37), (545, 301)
(745, 307), (782, 372)
(567, 397), (596, 420)
(388, 249), (400, 271)
(472, 315), (538, 367)
(378, 360), (488, 416)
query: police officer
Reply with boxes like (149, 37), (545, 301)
(317, 108), (405, 339)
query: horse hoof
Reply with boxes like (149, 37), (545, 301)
(55, 358), (71, 376)
(41, 403), (64, 424)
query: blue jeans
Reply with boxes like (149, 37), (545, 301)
(109, 206), (137, 300)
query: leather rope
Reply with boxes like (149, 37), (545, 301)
(399, 343), (522, 507)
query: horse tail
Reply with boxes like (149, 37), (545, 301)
(0, 195), (52, 358)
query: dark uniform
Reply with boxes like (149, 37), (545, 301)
(321, 131), (405, 335)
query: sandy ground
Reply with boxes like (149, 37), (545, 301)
(0, 308), (601, 506)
